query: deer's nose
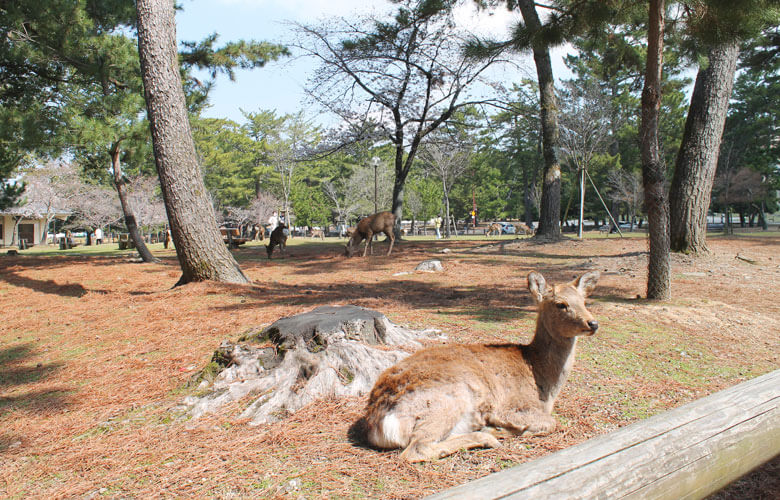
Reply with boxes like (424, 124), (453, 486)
(587, 320), (599, 332)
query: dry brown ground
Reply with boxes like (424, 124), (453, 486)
(1, 234), (778, 498)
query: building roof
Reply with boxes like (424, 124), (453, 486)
(0, 202), (71, 219)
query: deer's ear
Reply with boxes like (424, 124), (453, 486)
(575, 271), (600, 297)
(527, 272), (547, 304)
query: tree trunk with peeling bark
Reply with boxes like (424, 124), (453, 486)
(110, 142), (158, 263)
(640, 0), (671, 300)
(135, 0), (248, 285)
(669, 40), (739, 254)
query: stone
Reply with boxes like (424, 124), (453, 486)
(415, 259), (444, 272)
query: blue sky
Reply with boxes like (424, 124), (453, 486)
(175, 0), (573, 125)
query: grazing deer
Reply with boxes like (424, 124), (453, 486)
(515, 223), (534, 236)
(362, 270), (600, 462)
(486, 222), (502, 237)
(310, 228), (325, 240)
(266, 224), (287, 259)
(345, 211), (396, 257)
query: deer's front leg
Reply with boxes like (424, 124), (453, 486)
(363, 231), (374, 256)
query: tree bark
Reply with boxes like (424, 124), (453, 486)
(640, 0), (671, 300)
(390, 139), (421, 239)
(391, 171), (406, 238)
(669, 40), (739, 254)
(110, 142), (158, 263)
(517, 0), (561, 240)
(135, 0), (248, 285)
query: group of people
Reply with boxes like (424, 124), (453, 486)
(267, 211), (290, 237)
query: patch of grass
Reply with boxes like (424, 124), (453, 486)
(604, 389), (663, 420)
(497, 458), (519, 469)
(250, 478), (272, 490)
(576, 315), (774, 425)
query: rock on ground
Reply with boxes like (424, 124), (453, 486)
(415, 259), (444, 272)
(179, 305), (441, 425)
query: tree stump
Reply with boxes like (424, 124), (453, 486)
(179, 305), (442, 425)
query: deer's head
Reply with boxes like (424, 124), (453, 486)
(344, 241), (356, 257)
(528, 271), (600, 339)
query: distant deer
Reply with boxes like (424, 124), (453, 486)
(362, 270), (600, 462)
(486, 222), (502, 237)
(345, 211), (396, 257)
(515, 223), (534, 236)
(254, 224), (265, 241)
(310, 228), (325, 240)
(266, 224), (287, 259)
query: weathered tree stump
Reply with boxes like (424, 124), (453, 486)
(179, 305), (441, 425)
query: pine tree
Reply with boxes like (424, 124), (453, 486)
(136, 0), (249, 285)
(669, 1), (780, 253)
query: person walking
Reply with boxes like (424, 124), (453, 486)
(434, 215), (442, 239)
(268, 211), (279, 232)
(94, 227), (103, 245)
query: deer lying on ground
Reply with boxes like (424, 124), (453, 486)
(310, 228), (325, 240)
(265, 224), (287, 259)
(486, 222), (502, 237)
(362, 270), (600, 462)
(345, 211), (396, 257)
(515, 223), (534, 236)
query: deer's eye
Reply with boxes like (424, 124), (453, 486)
(556, 302), (568, 310)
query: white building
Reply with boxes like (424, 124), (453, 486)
(0, 203), (70, 247)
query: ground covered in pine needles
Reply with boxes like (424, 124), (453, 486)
(1, 233), (778, 498)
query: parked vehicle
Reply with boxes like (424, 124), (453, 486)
(599, 223), (633, 233)
(499, 222), (516, 234)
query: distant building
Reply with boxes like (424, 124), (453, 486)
(0, 203), (71, 247)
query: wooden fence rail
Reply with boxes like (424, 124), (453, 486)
(428, 369), (780, 500)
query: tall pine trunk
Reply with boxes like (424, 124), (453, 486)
(669, 40), (739, 254)
(517, 0), (561, 240)
(110, 142), (158, 263)
(640, 0), (671, 300)
(136, 0), (249, 285)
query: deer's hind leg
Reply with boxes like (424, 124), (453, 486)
(401, 431), (500, 462)
(397, 399), (498, 462)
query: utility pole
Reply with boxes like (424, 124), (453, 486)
(578, 166), (585, 239)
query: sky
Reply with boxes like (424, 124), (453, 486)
(175, 0), (574, 125)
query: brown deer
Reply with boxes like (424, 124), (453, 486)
(266, 224), (287, 259)
(310, 228), (325, 240)
(362, 270), (600, 462)
(345, 211), (396, 257)
(515, 223), (534, 236)
(486, 222), (502, 237)
(254, 224), (266, 241)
